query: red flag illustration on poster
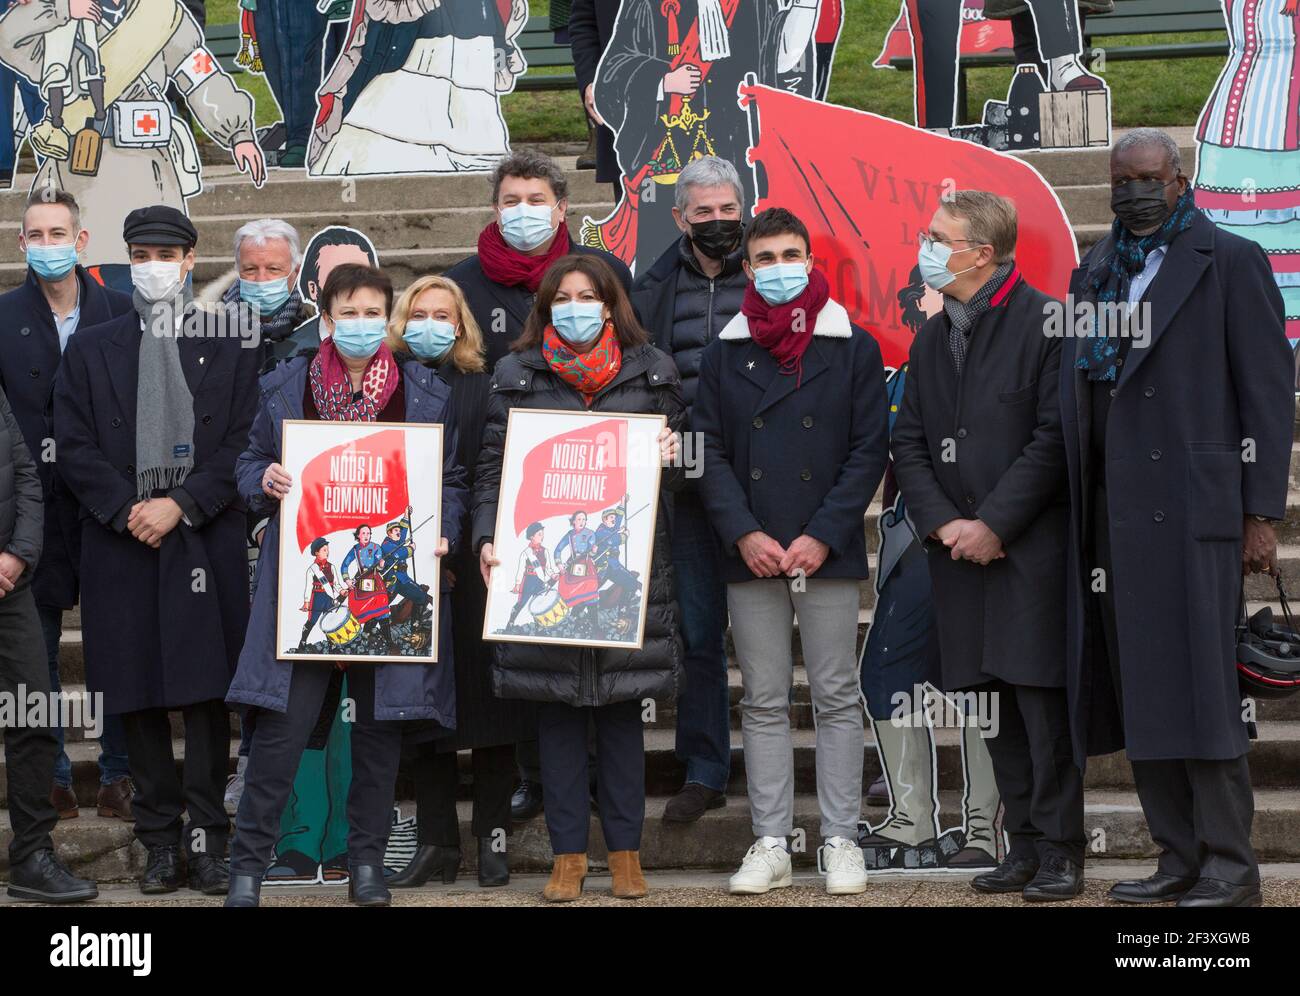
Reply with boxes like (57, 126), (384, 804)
(738, 80), (1078, 370)
(874, 1), (1014, 71)
(485, 410), (665, 651)
(277, 420), (443, 664)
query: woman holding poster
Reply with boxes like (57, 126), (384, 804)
(474, 255), (685, 902)
(223, 264), (468, 908)
(385, 275), (537, 889)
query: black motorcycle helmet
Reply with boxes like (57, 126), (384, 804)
(1237, 575), (1300, 700)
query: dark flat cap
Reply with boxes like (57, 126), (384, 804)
(123, 205), (198, 248)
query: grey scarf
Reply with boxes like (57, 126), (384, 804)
(133, 285), (196, 501)
(944, 262), (1013, 374)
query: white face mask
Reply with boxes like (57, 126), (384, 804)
(131, 260), (183, 302)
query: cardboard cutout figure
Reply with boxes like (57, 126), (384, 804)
(582, 0), (822, 273)
(1194, 0), (1300, 349)
(307, 0), (529, 176)
(0, 0), (266, 267)
(875, 0), (1014, 87)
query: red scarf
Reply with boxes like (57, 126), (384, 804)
(541, 322), (623, 406)
(309, 339), (400, 422)
(477, 220), (572, 292)
(741, 266), (831, 384)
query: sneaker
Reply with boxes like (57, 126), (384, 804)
(821, 836), (868, 895)
(224, 755), (248, 815)
(728, 838), (792, 895)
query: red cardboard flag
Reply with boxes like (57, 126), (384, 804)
(295, 428), (410, 552)
(739, 82), (1078, 370)
(514, 419), (628, 537)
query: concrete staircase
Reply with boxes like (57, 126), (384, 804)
(4, 127), (1299, 880)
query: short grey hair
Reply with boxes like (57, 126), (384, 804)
(941, 190), (1018, 264)
(489, 150), (569, 204)
(675, 155), (744, 213)
(1112, 128), (1182, 173)
(233, 218), (302, 267)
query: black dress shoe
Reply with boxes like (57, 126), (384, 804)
(510, 780), (543, 822)
(224, 873), (262, 907)
(188, 853), (231, 895)
(663, 784), (726, 823)
(6, 849), (98, 903)
(389, 845), (460, 888)
(477, 837), (509, 887)
(1176, 878), (1263, 908)
(1023, 854), (1084, 902)
(348, 864), (392, 906)
(971, 856), (1039, 894)
(1107, 872), (1197, 905)
(140, 845), (185, 895)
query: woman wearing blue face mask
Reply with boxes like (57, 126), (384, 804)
(474, 254), (685, 903)
(224, 263), (469, 908)
(384, 274), (537, 889)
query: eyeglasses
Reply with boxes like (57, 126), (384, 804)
(917, 231), (983, 253)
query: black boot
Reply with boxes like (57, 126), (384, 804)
(510, 780), (543, 822)
(478, 837), (509, 888)
(188, 853), (231, 895)
(140, 844), (185, 895)
(389, 844), (460, 888)
(6, 849), (98, 903)
(348, 864), (392, 906)
(224, 873), (262, 907)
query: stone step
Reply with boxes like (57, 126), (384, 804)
(4, 787), (1297, 881)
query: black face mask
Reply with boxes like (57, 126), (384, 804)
(1111, 178), (1177, 233)
(689, 219), (743, 260)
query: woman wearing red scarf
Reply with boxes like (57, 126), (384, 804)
(473, 255), (685, 902)
(224, 264), (469, 908)
(444, 151), (634, 373)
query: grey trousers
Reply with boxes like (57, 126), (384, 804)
(728, 578), (864, 839)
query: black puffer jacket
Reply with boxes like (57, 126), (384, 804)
(473, 341), (686, 708)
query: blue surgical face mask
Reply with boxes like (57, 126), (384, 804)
(403, 317), (457, 361)
(239, 275), (292, 317)
(551, 301), (606, 345)
(918, 239), (978, 292)
(752, 262), (809, 305)
(26, 241), (79, 281)
(330, 316), (388, 359)
(499, 203), (558, 252)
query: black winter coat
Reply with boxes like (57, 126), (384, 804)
(569, 0), (621, 183)
(444, 241), (634, 372)
(0, 268), (133, 607)
(0, 386), (42, 587)
(473, 341), (686, 707)
(892, 275), (1069, 692)
(1060, 217), (1294, 764)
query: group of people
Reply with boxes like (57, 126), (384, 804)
(0, 128), (1290, 909)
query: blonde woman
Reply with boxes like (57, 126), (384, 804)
(386, 275), (536, 888)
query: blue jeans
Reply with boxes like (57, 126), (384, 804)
(253, 0), (328, 149)
(669, 491), (731, 792)
(38, 603), (130, 787)
(0, 61), (43, 174)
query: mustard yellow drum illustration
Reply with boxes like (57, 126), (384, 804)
(321, 604), (361, 647)
(529, 588), (570, 630)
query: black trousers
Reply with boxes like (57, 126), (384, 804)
(414, 742), (515, 846)
(229, 662), (401, 877)
(905, 0), (963, 129)
(538, 699), (645, 854)
(121, 698), (230, 857)
(0, 585), (59, 863)
(972, 679), (1085, 865)
(1091, 483), (1259, 886)
(1011, 1), (1084, 63)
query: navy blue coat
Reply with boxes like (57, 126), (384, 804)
(0, 268), (132, 608)
(52, 304), (259, 714)
(694, 299), (890, 583)
(227, 356), (468, 729)
(1060, 215), (1295, 764)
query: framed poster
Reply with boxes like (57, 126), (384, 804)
(277, 420), (443, 663)
(483, 409), (666, 650)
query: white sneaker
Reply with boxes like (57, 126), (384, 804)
(822, 836), (868, 895)
(728, 838), (793, 895)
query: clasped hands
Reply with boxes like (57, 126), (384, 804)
(933, 518), (1004, 566)
(736, 531), (828, 579)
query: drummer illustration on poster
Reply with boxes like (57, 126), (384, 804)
(483, 410), (665, 649)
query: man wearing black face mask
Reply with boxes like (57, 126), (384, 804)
(632, 155), (748, 822)
(1060, 129), (1294, 908)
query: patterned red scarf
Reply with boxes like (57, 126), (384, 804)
(309, 338), (400, 422)
(477, 219), (572, 292)
(541, 322), (622, 406)
(741, 266), (831, 385)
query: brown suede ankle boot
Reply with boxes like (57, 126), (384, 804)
(608, 850), (648, 899)
(543, 853), (587, 902)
